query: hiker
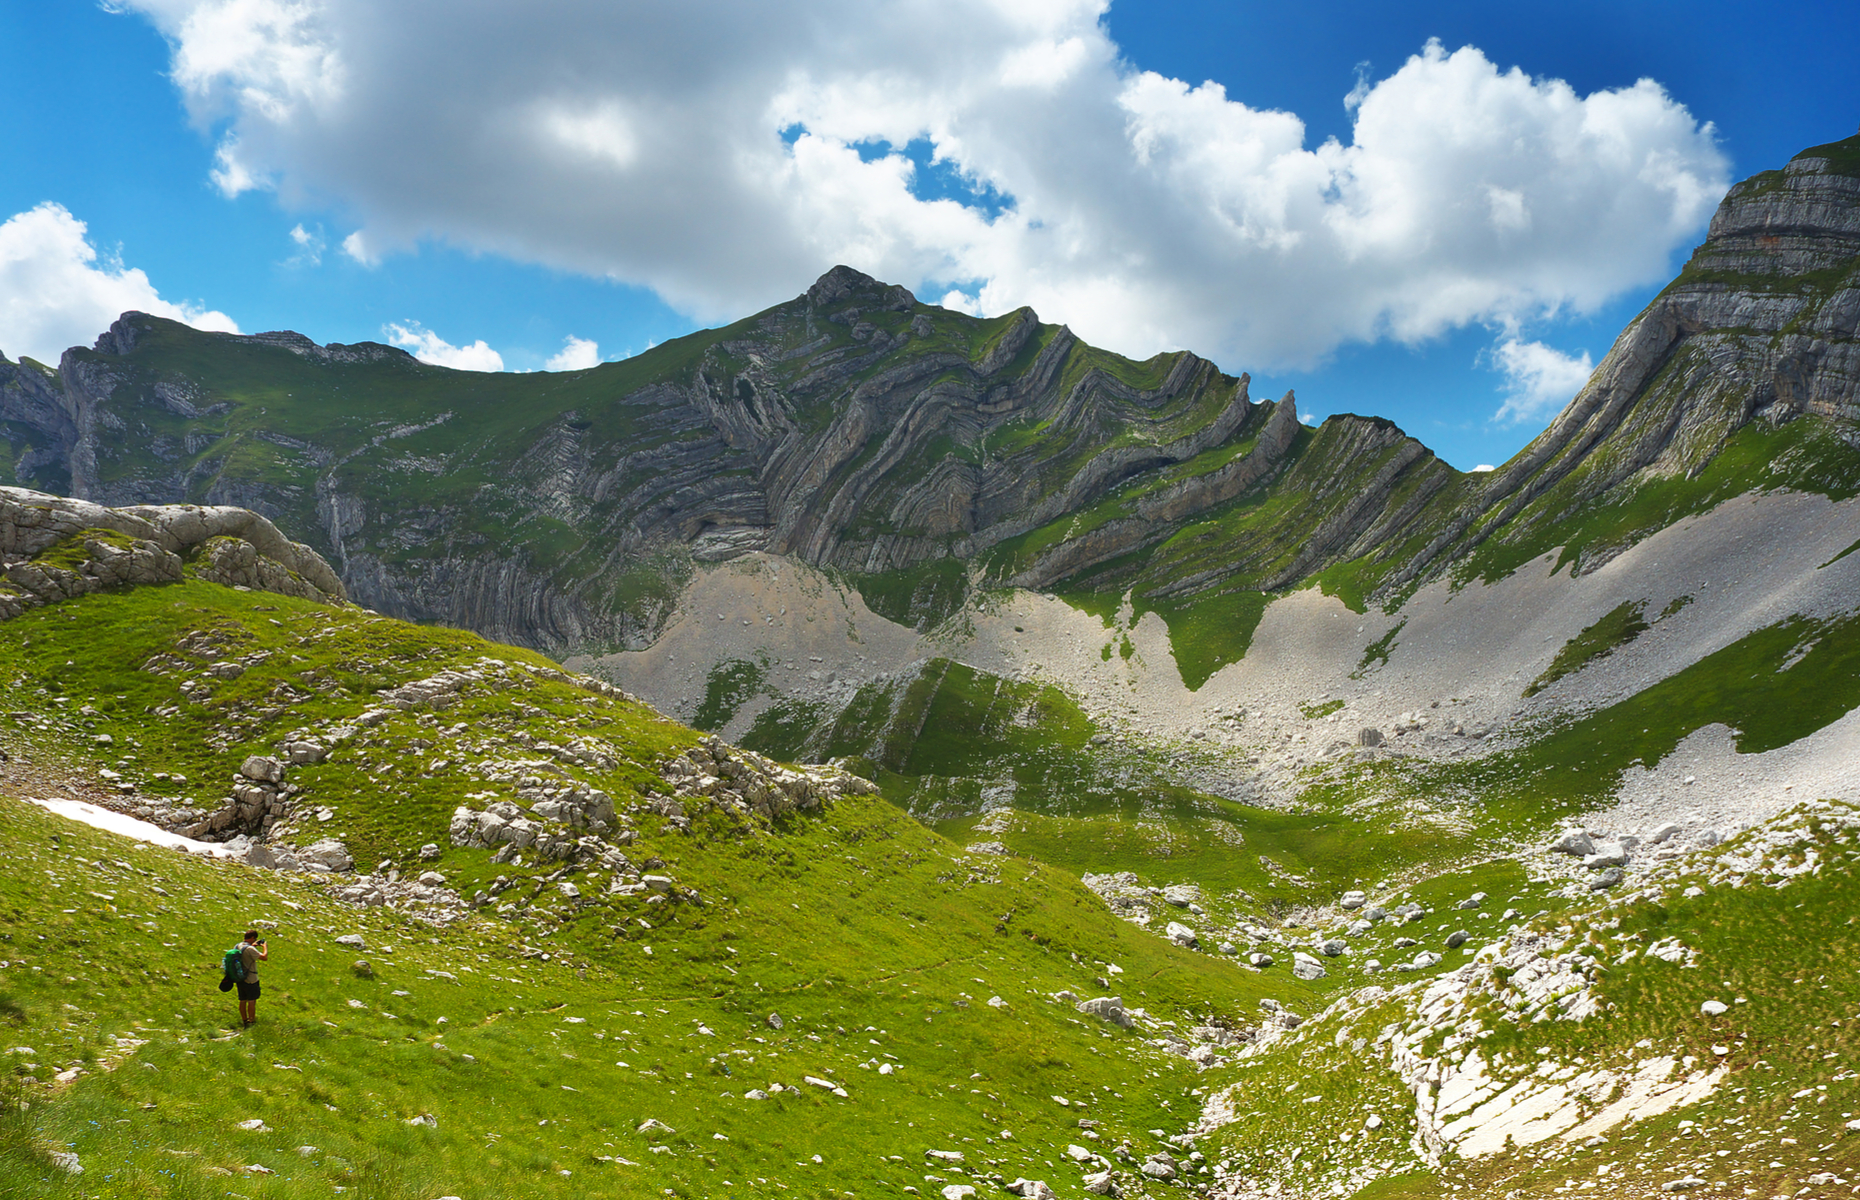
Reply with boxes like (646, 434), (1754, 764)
(236, 929), (268, 1028)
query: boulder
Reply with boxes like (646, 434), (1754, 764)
(1647, 822), (1682, 845)
(1077, 996), (1134, 1029)
(1319, 938), (1347, 957)
(1588, 867), (1624, 890)
(1291, 952), (1326, 980)
(1248, 952), (1274, 968)
(1164, 922), (1199, 948)
(1551, 828), (1596, 856)
(1339, 890), (1367, 910)
(1083, 1171), (1118, 1196)
(1584, 845), (1629, 869)
(298, 839), (353, 872)
(1355, 728), (1383, 748)
(1007, 1179), (1057, 1200)
(1160, 884), (1197, 907)
(239, 755), (285, 784)
(335, 934), (365, 949)
(1445, 930), (1469, 949)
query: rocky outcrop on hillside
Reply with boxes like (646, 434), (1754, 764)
(0, 486), (347, 618)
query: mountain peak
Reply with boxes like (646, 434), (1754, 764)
(805, 264), (915, 311)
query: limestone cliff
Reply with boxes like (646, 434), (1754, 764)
(0, 136), (1854, 654)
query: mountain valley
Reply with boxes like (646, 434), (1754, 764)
(0, 133), (1857, 1200)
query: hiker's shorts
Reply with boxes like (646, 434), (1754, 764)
(237, 980), (261, 1001)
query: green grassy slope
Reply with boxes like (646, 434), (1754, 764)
(0, 577), (1298, 1199)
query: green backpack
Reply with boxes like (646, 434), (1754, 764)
(222, 946), (247, 984)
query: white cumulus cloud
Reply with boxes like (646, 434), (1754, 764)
(385, 321), (504, 371)
(119, 0), (1729, 375)
(340, 230), (377, 266)
(544, 335), (601, 371)
(286, 222), (324, 265)
(1492, 336), (1596, 425)
(0, 202), (239, 365)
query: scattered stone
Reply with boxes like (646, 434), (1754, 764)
(1584, 845), (1629, 870)
(417, 843), (441, 861)
(1445, 930), (1469, 949)
(1647, 822), (1682, 845)
(766, 1013), (784, 1030)
(1319, 938), (1346, 957)
(1164, 921), (1199, 948)
(407, 1113), (437, 1128)
(335, 934), (365, 949)
(1339, 890), (1366, 910)
(1161, 885), (1197, 907)
(238, 755), (285, 784)
(941, 1186), (976, 1200)
(1661, 1178), (1707, 1192)
(1551, 829), (1596, 856)
(1454, 892), (1486, 910)
(1588, 867), (1624, 890)
(1364, 1115), (1383, 1131)
(236, 1119), (270, 1132)
(926, 1150), (965, 1164)
(1248, 952), (1274, 968)
(1291, 952), (1326, 980)
(1700, 1000), (1728, 1016)
(1082, 1170), (1118, 1196)
(298, 839), (353, 873)
(1355, 728), (1383, 747)
(1007, 1178), (1057, 1200)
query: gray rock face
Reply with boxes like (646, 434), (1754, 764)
(0, 486), (346, 621)
(3, 138), (1852, 658)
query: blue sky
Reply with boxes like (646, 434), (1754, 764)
(1, 0), (1854, 471)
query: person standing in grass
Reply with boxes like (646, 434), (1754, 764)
(237, 930), (268, 1028)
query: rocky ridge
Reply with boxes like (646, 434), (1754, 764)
(3, 138), (1847, 659)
